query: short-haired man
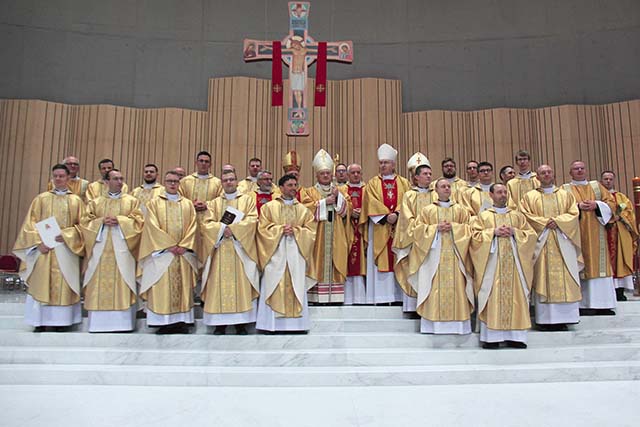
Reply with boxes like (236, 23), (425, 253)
(237, 157), (263, 194)
(470, 183), (537, 349)
(254, 170), (281, 216)
(335, 163), (348, 185)
(47, 156), (89, 201)
(200, 170), (260, 335)
(256, 174), (316, 332)
(466, 160), (479, 187)
(139, 171), (198, 334)
(431, 157), (470, 201)
(131, 163), (163, 214)
(601, 170), (639, 301)
(507, 150), (540, 207)
(14, 164), (85, 332)
(499, 165), (516, 185)
(86, 159), (129, 201)
(460, 161), (495, 215)
(81, 169), (144, 332)
(282, 150), (302, 200)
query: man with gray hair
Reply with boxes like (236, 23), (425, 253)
(47, 156), (89, 201)
(254, 170), (280, 217)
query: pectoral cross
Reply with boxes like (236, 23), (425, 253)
(243, 2), (353, 136)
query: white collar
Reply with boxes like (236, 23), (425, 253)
(438, 200), (451, 208)
(197, 173), (210, 179)
(542, 186), (555, 194)
(283, 198), (295, 205)
(494, 206), (508, 214)
(224, 191), (238, 200)
(53, 188), (68, 195)
(382, 174), (395, 180)
(571, 180), (588, 185)
(519, 171), (532, 178)
(143, 182), (156, 190)
(108, 192), (121, 199)
(165, 192), (180, 201)
(416, 187), (430, 193)
(480, 183), (492, 192)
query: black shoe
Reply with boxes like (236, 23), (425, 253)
(156, 325), (173, 335)
(404, 312), (421, 319)
(213, 325), (227, 335)
(505, 340), (527, 349)
(33, 326), (46, 333)
(536, 323), (553, 331)
(53, 326), (70, 333)
(616, 288), (628, 302)
(482, 342), (500, 349)
(595, 309), (616, 316)
(579, 308), (596, 316)
(235, 325), (248, 335)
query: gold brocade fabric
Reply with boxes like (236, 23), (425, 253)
(257, 198), (316, 317)
(392, 189), (436, 297)
(471, 208), (537, 330)
(460, 186), (493, 216)
(131, 184), (164, 212)
(13, 191), (85, 305)
(86, 181), (129, 202)
(359, 175), (412, 272)
(299, 185), (351, 291)
(519, 187), (582, 303)
(81, 195), (144, 311)
(564, 182), (616, 279)
(410, 203), (473, 321)
(507, 174), (541, 208)
(48, 178), (89, 202)
(200, 194), (259, 314)
(609, 191), (639, 278)
(139, 195), (197, 315)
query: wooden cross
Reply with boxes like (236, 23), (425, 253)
(243, 2), (353, 136)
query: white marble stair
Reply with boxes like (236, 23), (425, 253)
(0, 296), (638, 387)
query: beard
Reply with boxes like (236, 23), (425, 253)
(443, 171), (456, 179)
(144, 177), (156, 184)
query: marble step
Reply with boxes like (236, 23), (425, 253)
(1, 327), (639, 350)
(1, 343), (637, 368)
(1, 360), (639, 387)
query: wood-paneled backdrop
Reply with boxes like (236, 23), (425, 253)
(0, 76), (639, 253)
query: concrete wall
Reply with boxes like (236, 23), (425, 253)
(1, 0), (639, 112)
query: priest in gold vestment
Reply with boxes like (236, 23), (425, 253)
(471, 183), (537, 349)
(460, 161), (495, 216)
(81, 170), (144, 332)
(601, 170), (639, 301)
(256, 174), (316, 332)
(507, 150), (540, 208)
(130, 163), (164, 214)
(360, 144), (412, 304)
(300, 149), (351, 304)
(392, 154), (435, 313)
(563, 161), (617, 315)
(408, 178), (474, 334)
(139, 171), (198, 334)
(429, 157), (471, 202)
(86, 159), (130, 201)
(46, 156), (89, 202)
(519, 165), (583, 331)
(200, 171), (260, 335)
(14, 164), (85, 331)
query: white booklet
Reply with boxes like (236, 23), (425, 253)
(221, 206), (245, 225)
(35, 216), (63, 248)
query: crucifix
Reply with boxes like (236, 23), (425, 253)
(243, 2), (353, 136)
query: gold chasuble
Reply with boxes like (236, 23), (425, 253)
(131, 183), (164, 213)
(48, 177), (89, 202)
(300, 184), (351, 303)
(360, 175), (412, 272)
(138, 194), (198, 315)
(471, 208), (537, 331)
(13, 190), (85, 306)
(257, 199), (316, 317)
(407, 202), (474, 322)
(429, 177), (470, 202)
(200, 193), (260, 315)
(607, 191), (639, 280)
(86, 181), (130, 202)
(179, 173), (222, 259)
(392, 188), (437, 297)
(519, 187), (583, 304)
(563, 181), (616, 279)
(81, 195), (144, 311)
(460, 184), (493, 216)
(507, 173), (540, 208)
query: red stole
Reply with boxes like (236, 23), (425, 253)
(381, 177), (398, 271)
(255, 191), (273, 216)
(347, 184), (363, 276)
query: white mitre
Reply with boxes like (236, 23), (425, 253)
(377, 143), (398, 162)
(407, 152), (431, 174)
(312, 149), (334, 173)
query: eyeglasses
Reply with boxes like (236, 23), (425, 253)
(165, 179), (180, 184)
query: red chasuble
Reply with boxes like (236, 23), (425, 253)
(347, 185), (364, 276)
(255, 191), (273, 217)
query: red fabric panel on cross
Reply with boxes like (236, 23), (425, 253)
(315, 41), (327, 107)
(271, 41), (283, 106)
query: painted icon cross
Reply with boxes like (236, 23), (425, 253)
(243, 2), (353, 136)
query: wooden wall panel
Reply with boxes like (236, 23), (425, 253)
(1, 79), (639, 254)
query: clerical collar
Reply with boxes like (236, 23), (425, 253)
(467, 180), (478, 187)
(108, 192), (122, 199)
(257, 189), (272, 195)
(316, 182), (333, 192)
(282, 198), (295, 205)
(446, 177), (457, 183)
(143, 182), (156, 190)
(542, 186), (555, 194)
(480, 183), (492, 192)
(165, 192), (180, 201)
(197, 173), (210, 179)
(571, 180), (588, 185)
(224, 191), (238, 200)
(519, 171), (532, 178)
(348, 182), (364, 188)
(53, 188), (68, 195)
(416, 187), (430, 193)
(493, 206), (508, 213)
(246, 176), (258, 183)
(382, 174), (395, 180)
(438, 200), (451, 207)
